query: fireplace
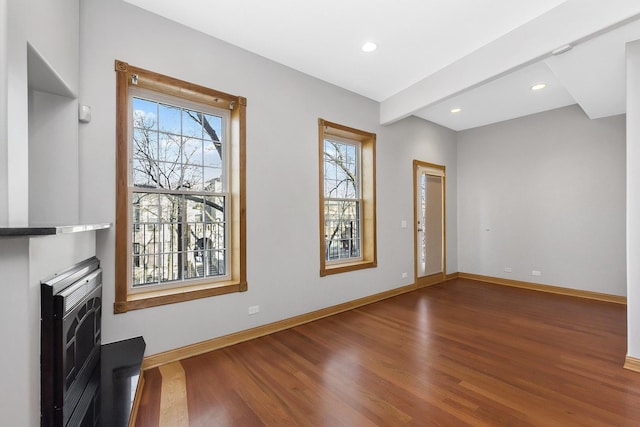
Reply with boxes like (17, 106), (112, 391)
(41, 257), (102, 427)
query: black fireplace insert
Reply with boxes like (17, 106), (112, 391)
(41, 257), (102, 427)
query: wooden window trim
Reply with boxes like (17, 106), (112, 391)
(318, 118), (377, 276)
(114, 60), (247, 313)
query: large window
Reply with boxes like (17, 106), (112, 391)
(318, 119), (376, 276)
(115, 60), (246, 313)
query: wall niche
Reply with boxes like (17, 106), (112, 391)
(27, 43), (79, 226)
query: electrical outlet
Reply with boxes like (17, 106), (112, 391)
(401, 220), (407, 229)
(504, 267), (512, 273)
(402, 272), (408, 278)
(248, 305), (259, 315)
(532, 270), (541, 276)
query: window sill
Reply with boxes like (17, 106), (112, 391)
(320, 260), (377, 277)
(114, 279), (247, 313)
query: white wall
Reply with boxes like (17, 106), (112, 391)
(79, 0), (458, 355)
(626, 40), (640, 358)
(457, 105), (626, 295)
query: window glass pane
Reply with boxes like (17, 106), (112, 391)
(181, 163), (204, 191)
(158, 194), (179, 221)
(204, 138), (222, 168)
(128, 92), (231, 291)
(203, 167), (222, 192)
(324, 139), (358, 199)
(203, 196), (225, 223)
(161, 223), (181, 254)
(214, 250), (226, 275)
(161, 253), (181, 282)
(182, 109), (203, 138)
(214, 223), (225, 249)
(156, 161), (182, 190)
(324, 200), (361, 261)
(211, 250), (225, 276)
(184, 251), (201, 279)
(132, 158), (157, 188)
(136, 193), (159, 222)
(131, 212), (161, 287)
(133, 128), (158, 161)
(157, 133), (181, 167)
(203, 114), (223, 144)
(345, 144), (357, 173)
(324, 162), (336, 181)
(182, 213), (227, 279)
(183, 137), (203, 166)
(133, 253), (160, 287)
(158, 103), (181, 135)
(132, 192), (227, 286)
(185, 197), (204, 222)
(133, 98), (158, 131)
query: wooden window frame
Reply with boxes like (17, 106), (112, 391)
(114, 60), (247, 313)
(319, 118), (377, 276)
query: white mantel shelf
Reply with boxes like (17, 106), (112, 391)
(0, 223), (111, 237)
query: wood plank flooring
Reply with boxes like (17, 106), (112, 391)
(135, 278), (640, 426)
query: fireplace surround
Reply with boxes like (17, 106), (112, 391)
(1, 223), (143, 426)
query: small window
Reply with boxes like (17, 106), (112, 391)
(323, 137), (362, 263)
(114, 60), (247, 313)
(318, 119), (376, 276)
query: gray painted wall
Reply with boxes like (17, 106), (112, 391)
(28, 90), (79, 225)
(1, 0), (82, 423)
(0, 0), (7, 225)
(5, 0), (29, 225)
(381, 116), (458, 274)
(457, 105), (626, 295)
(626, 40), (640, 359)
(1, 0), (79, 227)
(79, 0), (458, 355)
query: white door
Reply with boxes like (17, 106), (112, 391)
(414, 161), (445, 286)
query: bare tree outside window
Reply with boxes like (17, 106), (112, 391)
(323, 138), (362, 262)
(131, 96), (227, 287)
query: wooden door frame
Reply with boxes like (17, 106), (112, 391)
(413, 160), (446, 288)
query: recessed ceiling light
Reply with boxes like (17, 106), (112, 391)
(450, 108), (462, 113)
(531, 83), (547, 91)
(361, 41), (377, 53)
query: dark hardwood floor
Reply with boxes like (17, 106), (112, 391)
(135, 278), (640, 426)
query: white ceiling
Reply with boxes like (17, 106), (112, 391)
(123, 0), (640, 131)
(414, 61), (576, 131)
(416, 15), (640, 130)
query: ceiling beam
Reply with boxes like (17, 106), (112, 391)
(380, 0), (640, 125)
